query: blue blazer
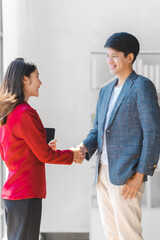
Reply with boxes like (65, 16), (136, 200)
(83, 71), (160, 185)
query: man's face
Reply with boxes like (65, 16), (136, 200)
(106, 48), (132, 76)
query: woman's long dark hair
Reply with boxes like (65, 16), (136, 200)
(0, 58), (37, 126)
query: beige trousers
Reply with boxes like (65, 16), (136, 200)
(97, 164), (145, 240)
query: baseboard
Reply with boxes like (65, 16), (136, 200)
(40, 232), (89, 240)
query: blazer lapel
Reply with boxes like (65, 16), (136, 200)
(101, 79), (118, 129)
(107, 71), (137, 129)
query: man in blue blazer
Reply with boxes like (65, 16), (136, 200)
(77, 32), (160, 240)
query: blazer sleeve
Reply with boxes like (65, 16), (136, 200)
(136, 79), (160, 175)
(83, 89), (102, 160)
(17, 109), (73, 165)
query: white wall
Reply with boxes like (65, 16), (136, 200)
(2, 0), (160, 233)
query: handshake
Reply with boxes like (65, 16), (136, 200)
(70, 143), (88, 164)
(48, 140), (87, 164)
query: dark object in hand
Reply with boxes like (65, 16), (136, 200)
(45, 128), (55, 143)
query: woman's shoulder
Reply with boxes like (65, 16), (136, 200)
(9, 101), (37, 120)
(15, 101), (34, 112)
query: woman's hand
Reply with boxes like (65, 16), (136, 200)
(48, 139), (57, 150)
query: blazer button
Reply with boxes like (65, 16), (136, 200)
(106, 130), (110, 133)
(154, 164), (157, 168)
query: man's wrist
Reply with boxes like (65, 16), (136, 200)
(81, 144), (88, 153)
(135, 172), (144, 181)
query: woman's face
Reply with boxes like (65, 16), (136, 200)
(23, 68), (42, 101)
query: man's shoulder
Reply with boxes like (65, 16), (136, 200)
(134, 74), (156, 89)
(100, 78), (117, 93)
(133, 72), (152, 83)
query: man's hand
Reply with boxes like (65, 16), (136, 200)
(70, 147), (85, 164)
(76, 143), (88, 155)
(122, 172), (144, 200)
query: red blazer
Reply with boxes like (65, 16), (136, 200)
(0, 102), (73, 200)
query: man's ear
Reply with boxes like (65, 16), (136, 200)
(127, 53), (134, 64)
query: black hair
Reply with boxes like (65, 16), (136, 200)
(0, 58), (37, 125)
(104, 32), (140, 63)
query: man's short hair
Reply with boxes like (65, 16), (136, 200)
(104, 32), (140, 63)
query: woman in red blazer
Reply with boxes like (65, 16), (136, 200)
(0, 58), (84, 240)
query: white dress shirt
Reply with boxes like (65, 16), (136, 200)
(101, 85), (122, 165)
